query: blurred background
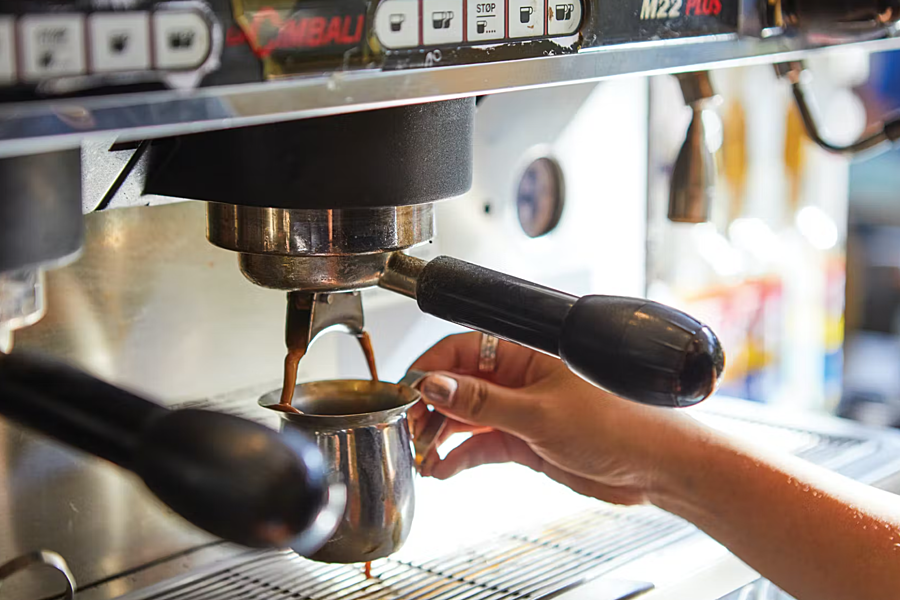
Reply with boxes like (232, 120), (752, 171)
(646, 49), (900, 428)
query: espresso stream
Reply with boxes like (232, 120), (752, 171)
(275, 332), (380, 413)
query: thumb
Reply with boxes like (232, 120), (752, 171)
(418, 372), (540, 437)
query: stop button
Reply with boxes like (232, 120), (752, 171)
(467, 0), (506, 41)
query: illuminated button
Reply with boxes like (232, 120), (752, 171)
(89, 12), (151, 73)
(423, 0), (463, 45)
(508, 0), (544, 38)
(467, 0), (505, 42)
(375, 0), (420, 49)
(546, 0), (581, 35)
(20, 14), (86, 81)
(153, 11), (211, 70)
(0, 17), (15, 84)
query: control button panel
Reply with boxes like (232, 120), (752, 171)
(0, 17), (15, 83)
(89, 12), (151, 73)
(423, 0), (464, 44)
(0, 5), (216, 88)
(508, 0), (544, 37)
(375, 0), (581, 48)
(468, 0), (506, 41)
(20, 14), (86, 81)
(374, 0), (420, 49)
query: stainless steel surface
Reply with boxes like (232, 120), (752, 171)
(289, 482), (350, 558)
(776, 60), (896, 156)
(239, 253), (393, 291)
(283, 291), (366, 361)
(668, 73), (720, 224)
(0, 550), (76, 600)
(210, 204), (435, 290)
(379, 253), (426, 299)
(260, 379), (418, 563)
(6, 202), (286, 600)
(4, 35), (900, 158)
(207, 205), (435, 256)
(81, 140), (139, 213)
(308, 292), (366, 341)
(0, 268), (45, 349)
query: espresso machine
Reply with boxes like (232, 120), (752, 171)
(3, 1), (900, 599)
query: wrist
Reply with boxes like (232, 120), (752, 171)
(640, 413), (724, 512)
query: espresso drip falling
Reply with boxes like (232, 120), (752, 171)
(275, 347), (305, 413)
(277, 294), (381, 413)
(358, 331), (379, 382)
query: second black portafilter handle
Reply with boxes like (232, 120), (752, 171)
(414, 256), (725, 408)
(0, 352), (333, 550)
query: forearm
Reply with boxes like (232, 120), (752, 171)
(648, 421), (900, 600)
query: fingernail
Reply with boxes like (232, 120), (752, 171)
(421, 374), (457, 407)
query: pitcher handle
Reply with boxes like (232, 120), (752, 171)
(0, 551), (76, 600)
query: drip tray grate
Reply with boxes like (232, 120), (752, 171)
(124, 506), (688, 600)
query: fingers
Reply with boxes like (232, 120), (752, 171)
(429, 431), (543, 480)
(409, 332), (483, 375)
(408, 332), (537, 388)
(415, 419), (494, 476)
(426, 431), (648, 506)
(407, 401), (430, 439)
(419, 372), (543, 437)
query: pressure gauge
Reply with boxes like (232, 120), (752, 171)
(516, 157), (564, 238)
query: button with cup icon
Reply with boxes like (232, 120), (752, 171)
(89, 12), (151, 73)
(467, 0), (505, 41)
(546, 0), (581, 34)
(152, 11), (211, 70)
(508, 0), (544, 37)
(375, 0), (420, 48)
(423, 0), (463, 44)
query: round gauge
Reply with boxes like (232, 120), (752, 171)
(516, 157), (565, 238)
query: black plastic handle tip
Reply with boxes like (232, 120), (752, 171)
(559, 296), (725, 407)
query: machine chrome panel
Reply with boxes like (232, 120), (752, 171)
(1, 34), (900, 158)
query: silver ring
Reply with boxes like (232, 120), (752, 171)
(478, 333), (500, 373)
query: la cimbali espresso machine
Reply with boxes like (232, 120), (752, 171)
(4, 1), (900, 599)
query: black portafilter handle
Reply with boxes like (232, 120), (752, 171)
(412, 256), (725, 408)
(0, 352), (329, 548)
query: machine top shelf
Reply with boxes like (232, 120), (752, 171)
(0, 32), (898, 157)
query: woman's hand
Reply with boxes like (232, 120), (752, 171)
(409, 333), (900, 600)
(407, 332), (708, 506)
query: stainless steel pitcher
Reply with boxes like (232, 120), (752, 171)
(260, 378), (419, 563)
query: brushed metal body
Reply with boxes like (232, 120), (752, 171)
(261, 380), (419, 563)
(207, 205), (435, 290)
